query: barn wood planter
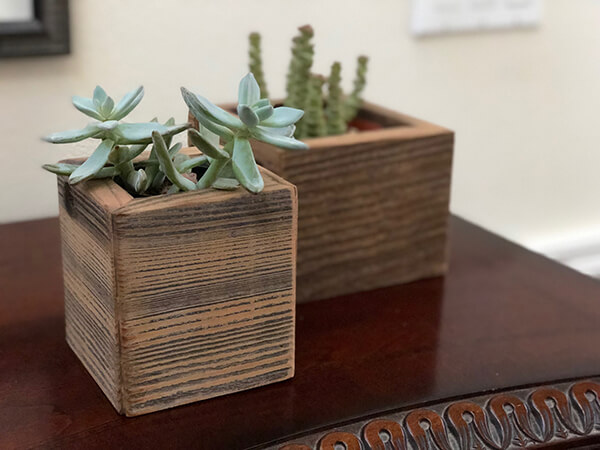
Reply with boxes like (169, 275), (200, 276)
(56, 149), (298, 416)
(189, 102), (454, 303)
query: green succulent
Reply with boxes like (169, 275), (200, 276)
(179, 72), (307, 194)
(43, 86), (189, 187)
(249, 26), (369, 139)
(344, 55), (369, 123)
(249, 32), (268, 98)
(304, 75), (327, 138)
(326, 62), (346, 135)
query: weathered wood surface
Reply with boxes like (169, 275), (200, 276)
(58, 154), (298, 416)
(249, 101), (454, 302)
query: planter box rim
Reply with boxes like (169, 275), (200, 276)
(59, 147), (294, 215)
(217, 99), (453, 153)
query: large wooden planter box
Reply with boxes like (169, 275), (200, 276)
(198, 101), (453, 303)
(56, 152), (297, 416)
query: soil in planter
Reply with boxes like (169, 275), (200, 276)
(347, 117), (383, 132)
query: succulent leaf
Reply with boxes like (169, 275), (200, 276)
(188, 129), (229, 159)
(96, 120), (119, 132)
(252, 98), (270, 109)
(69, 139), (115, 184)
(93, 86), (108, 108)
(129, 143), (149, 160)
(42, 163), (117, 178)
(181, 89), (242, 130)
(260, 106), (304, 127)
(127, 168), (148, 193)
(98, 96), (114, 119)
(213, 177), (240, 191)
(168, 142), (183, 158)
(176, 155), (208, 173)
(110, 86), (144, 120)
(181, 87), (235, 140)
(111, 122), (189, 145)
(196, 157), (228, 189)
(72, 96), (104, 120)
(231, 137), (263, 194)
(253, 104), (274, 121)
(151, 172), (166, 190)
(197, 122), (221, 148)
(251, 127), (308, 150)
(257, 124), (295, 137)
(237, 104), (259, 128)
(110, 143), (148, 165)
(152, 131), (196, 191)
(218, 158), (236, 178)
(44, 123), (101, 143)
(42, 163), (79, 175)
(192, 108), (234, 141)
(238, 73), (261, 106)
(173, 153), (189, 168)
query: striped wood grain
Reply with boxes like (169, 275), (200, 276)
(58, 157), (297, 416)
(250, 102), (454, 302)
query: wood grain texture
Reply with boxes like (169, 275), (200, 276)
(192, 101), (454, 302)
(3, 217), (600, 448)
(57, 154), (298, 416)
(59, 176), (131, 411)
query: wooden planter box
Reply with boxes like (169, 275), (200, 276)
(56, 151), (298, 416)
(191, 101), (453, 302)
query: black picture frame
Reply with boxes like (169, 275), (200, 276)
(0, 0), (70, 57)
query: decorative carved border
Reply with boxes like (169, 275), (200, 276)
(271, 378), (600, 450)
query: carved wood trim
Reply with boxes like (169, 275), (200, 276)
(272, 378), (600, 449)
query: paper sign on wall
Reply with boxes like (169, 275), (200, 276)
(411, 0), (542, 36)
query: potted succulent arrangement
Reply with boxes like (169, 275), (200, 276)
(44, 74), (306, 416)
(190, 26), (455, 303)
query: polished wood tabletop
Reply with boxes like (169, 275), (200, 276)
(1, 216), (599, 449)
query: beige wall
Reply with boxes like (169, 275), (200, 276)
(1, 0), (599, 249)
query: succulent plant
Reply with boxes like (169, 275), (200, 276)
(326, 62), (346, 136)
(249, 32), (269, 98)
(284, 25), (314, 139)
(177, 72), (307, 194)
(45, 77), (305, 196)
(344, 55), (369, 123)
(249, 25), (369, 140)
(304, 75), (327, 138)
(43, 86), (190, 192)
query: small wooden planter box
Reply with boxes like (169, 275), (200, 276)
(56, 151), (297, 416)
(191, 101), (454, 302)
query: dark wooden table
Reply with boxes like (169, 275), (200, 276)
(1, 216), (599, 450)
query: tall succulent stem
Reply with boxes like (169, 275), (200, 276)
(249, 33), (269, 98)
(344, 55), (369, 122)
(304, 75), (327, 138)
(285, 25), (314, 139)
(325, 62), (346, 135)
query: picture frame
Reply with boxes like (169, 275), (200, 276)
(0, 0), (69, 57)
